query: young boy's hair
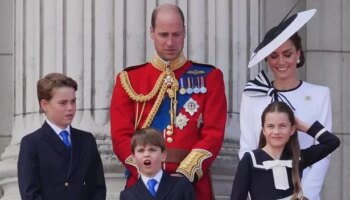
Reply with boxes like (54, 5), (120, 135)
(37, 73), (77, 109)
(131, 128), (166, 153)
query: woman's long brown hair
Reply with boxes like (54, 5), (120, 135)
(258, 102), (302, 199)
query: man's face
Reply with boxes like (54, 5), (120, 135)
(150, 10), (185, 61)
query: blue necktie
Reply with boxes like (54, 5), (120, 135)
(60, 130), (71, 149)
(147, 179), (157, 197)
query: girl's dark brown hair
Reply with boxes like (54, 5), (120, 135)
(259, 101), (302, 199)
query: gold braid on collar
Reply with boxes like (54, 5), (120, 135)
(150, 52), (186, 71)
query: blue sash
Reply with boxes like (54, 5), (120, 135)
(150, 64), (213, 131)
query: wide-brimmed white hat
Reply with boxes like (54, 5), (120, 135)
(248, 9), (316, 68)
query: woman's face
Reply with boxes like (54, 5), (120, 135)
(266, 40), (300, 81)
(262, 111), (296, 149)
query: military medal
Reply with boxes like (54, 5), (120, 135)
(175, 113), (189, 130)
(179, 78), (187, 95)
(186, 69), (205, 75)
(186, 77), (193, 94)
(164, 74), (173, 86)
(193, 77), (200, 94)
(184, 98), (199, 116)
(200, 76), (207, 93)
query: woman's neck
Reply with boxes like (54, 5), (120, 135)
(262, 145), (284, 159)
(273, 78), (300, 90)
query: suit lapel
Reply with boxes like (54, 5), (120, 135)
(155, 173), (176, 200)
(130, 178), (154, 200)
(41, 122), (71, 160)
(67, 127), (82, 178)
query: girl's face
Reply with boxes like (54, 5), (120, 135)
(266, 40), (300, 81)
(262, 111), (296, 149)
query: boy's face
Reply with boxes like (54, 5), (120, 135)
(133, 144), (166, 178)
(40, 87), (76, 129)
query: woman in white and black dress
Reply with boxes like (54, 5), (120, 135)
(239, 9), (332, 200)
(231, 102), (340, 200)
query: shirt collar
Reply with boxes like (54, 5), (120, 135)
(45, 119), (71, 136)
(140, 170), (163, 187)
(150, 52), (186, 71)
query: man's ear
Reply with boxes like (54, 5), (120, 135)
(150, 26), (155, 39)
(184, 25), (186, 38)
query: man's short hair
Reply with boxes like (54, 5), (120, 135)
(151, 4), (185, 28)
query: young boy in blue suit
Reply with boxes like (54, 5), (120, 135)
(119, 128), (196, 200)
(18, 73), (106, 200)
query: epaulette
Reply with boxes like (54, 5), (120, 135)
(123, 62), (148, 71)
(191, 61), (216, 69)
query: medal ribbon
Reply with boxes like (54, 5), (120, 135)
(151, 64), (213, 131)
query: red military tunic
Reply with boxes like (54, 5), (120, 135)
(110, 54), (227, 200)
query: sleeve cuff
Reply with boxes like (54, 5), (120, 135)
(176, 149), (212, 182)
(307, 121), (327, 140)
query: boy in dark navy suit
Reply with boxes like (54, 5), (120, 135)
(18, 73), (106, 200)
(119, 128), (196, 200)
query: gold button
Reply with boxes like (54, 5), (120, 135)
(166, 130), (173, 136)
(167, 137), (173, 143)
(64, 182), (69, 187)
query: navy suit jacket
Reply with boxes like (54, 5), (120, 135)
(18, 122), (106, 200)
(119, 172), (196, 200)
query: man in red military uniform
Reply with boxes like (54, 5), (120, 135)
(110, 3), (227, 200)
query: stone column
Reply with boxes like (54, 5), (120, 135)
(306, 1), (350, 199)
(0, 0), (13, 158)
(0, 0), (122, 199)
